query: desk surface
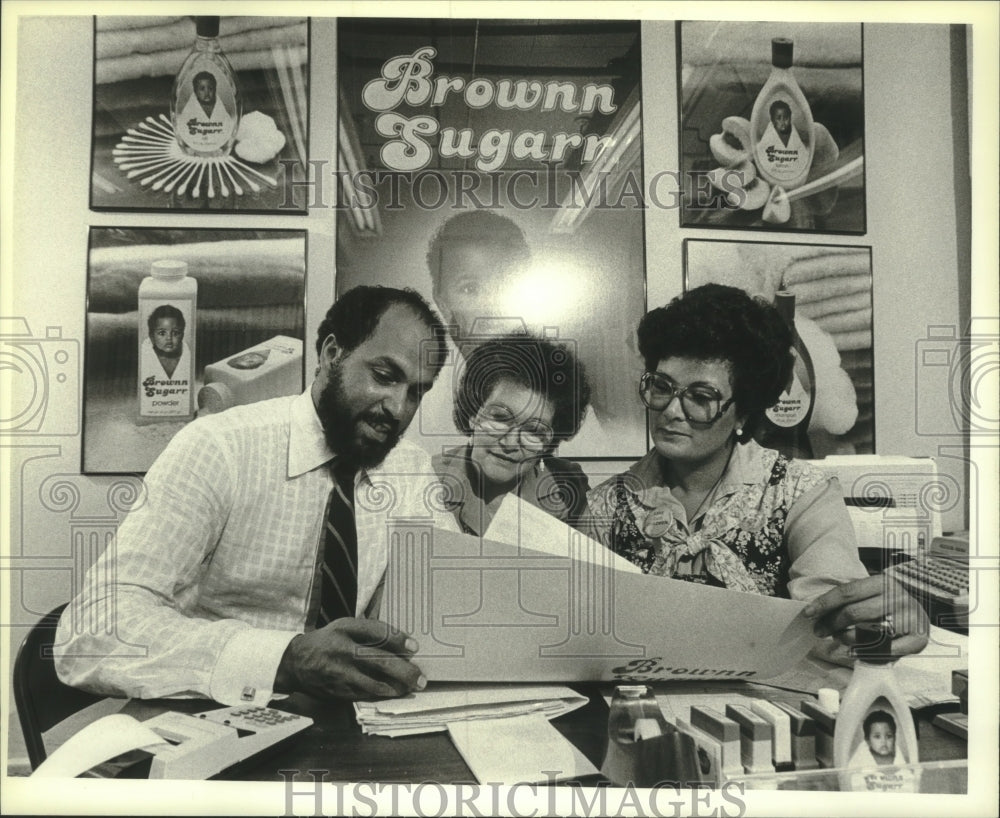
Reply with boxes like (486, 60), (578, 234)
(114, 682), (966, 786)
(118, 685), (610, 784)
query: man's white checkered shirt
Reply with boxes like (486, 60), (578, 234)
(55, 390), (456, 706)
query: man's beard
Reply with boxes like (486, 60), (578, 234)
(317, 366), (402, 470)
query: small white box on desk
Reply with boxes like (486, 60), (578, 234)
(675, 719), (726, 785)
(750, 699), (792, 768)
(726, 703), (775, 774)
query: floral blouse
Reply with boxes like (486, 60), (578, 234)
(581, 440), (867, 601)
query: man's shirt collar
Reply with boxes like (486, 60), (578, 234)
(287, 387), (398, 489)
(288, 388), (332, 478)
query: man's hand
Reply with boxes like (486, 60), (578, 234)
(274, 618), (427, 700)
(802, 575), (929, 657)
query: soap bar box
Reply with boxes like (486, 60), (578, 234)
(198, 335), (303, 415)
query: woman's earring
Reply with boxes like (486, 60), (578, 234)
(735, 426), (744, 439)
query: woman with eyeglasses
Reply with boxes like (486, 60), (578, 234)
(583, 284), (928, 656)
(432, 335), (592, 536)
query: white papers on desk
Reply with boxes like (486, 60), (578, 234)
(750, 624), (967, 709)
(353, 684), (588, 737)
(448, 713), (599, 784)
(382, 525), (819, 683)
(32, 714), (168, 778)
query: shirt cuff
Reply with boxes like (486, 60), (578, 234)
(209, 627), (299, 706)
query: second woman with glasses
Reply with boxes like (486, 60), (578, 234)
(582, 284), (928, 657)
(432, 335), (592, 535)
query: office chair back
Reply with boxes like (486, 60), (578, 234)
(13, 603), (105, 770)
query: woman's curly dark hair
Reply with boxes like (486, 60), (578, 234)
(637, 283), (794, 439)
(453, 334), (591, 447)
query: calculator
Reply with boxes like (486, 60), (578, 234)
(145, 705), (313, 779)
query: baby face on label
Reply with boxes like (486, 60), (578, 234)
(194, 77), (216, 107)
(772, 107), (791, 136)
(151, 316), (184, 356)
(866, 721), (896, 761)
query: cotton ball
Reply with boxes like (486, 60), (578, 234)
(235, 111), (286, 163)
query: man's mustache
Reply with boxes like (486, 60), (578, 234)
(362, 409), (400, 436)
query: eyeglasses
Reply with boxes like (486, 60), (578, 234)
(639, 371), (735, 424)
(474, 404), (554, 451)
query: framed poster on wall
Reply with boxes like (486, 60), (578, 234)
(82, 227), (307, 473)
(333, 18), (648, 460)
(684, 238), (874, 457)
(677, 21), (865, 234)
(89, 15), (310, 213)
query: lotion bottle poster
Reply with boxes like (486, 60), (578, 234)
(677, 21), (865, 234)
(335, 18), (647, 460)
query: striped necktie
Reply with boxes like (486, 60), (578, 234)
(317, 461), (358, 626)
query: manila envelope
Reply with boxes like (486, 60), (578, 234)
(381, 509), (819, 683)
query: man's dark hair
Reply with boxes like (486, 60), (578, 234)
(452, 334), (591, 447)
(193, 71), (216, 89)
(863, 709), (896, 739)
(637, 283), (793, 441)
(316, 285), (448, 372)
(425, 211), (531, 288)
(769, 99), (791, 120)
(147, 304), (186, 334)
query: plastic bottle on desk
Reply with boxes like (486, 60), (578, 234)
(750, 37), (815, 191)
(755, 291), (815, 459)
(602, 685), (668, 786)
(137, 260), (197, 424)
(833, 623), (921, 792)
(601, 684), (706, 787)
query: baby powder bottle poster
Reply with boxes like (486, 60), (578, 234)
(83, 227), (307, 474)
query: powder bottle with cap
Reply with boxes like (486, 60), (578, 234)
(750, 38), (815, 191)
(171, 16), (242, 157)
(137, 260), (197, 424)
(833, 623), (920, 792)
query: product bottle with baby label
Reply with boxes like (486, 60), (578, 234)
(171, 16), (242, 157)
(756, 291), (815, 459)
(750, 38), (815, 190)
(833, 624), (920, 792)
(137, 260), (197, 424)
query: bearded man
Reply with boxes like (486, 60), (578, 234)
(56, 286), (456, 704)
